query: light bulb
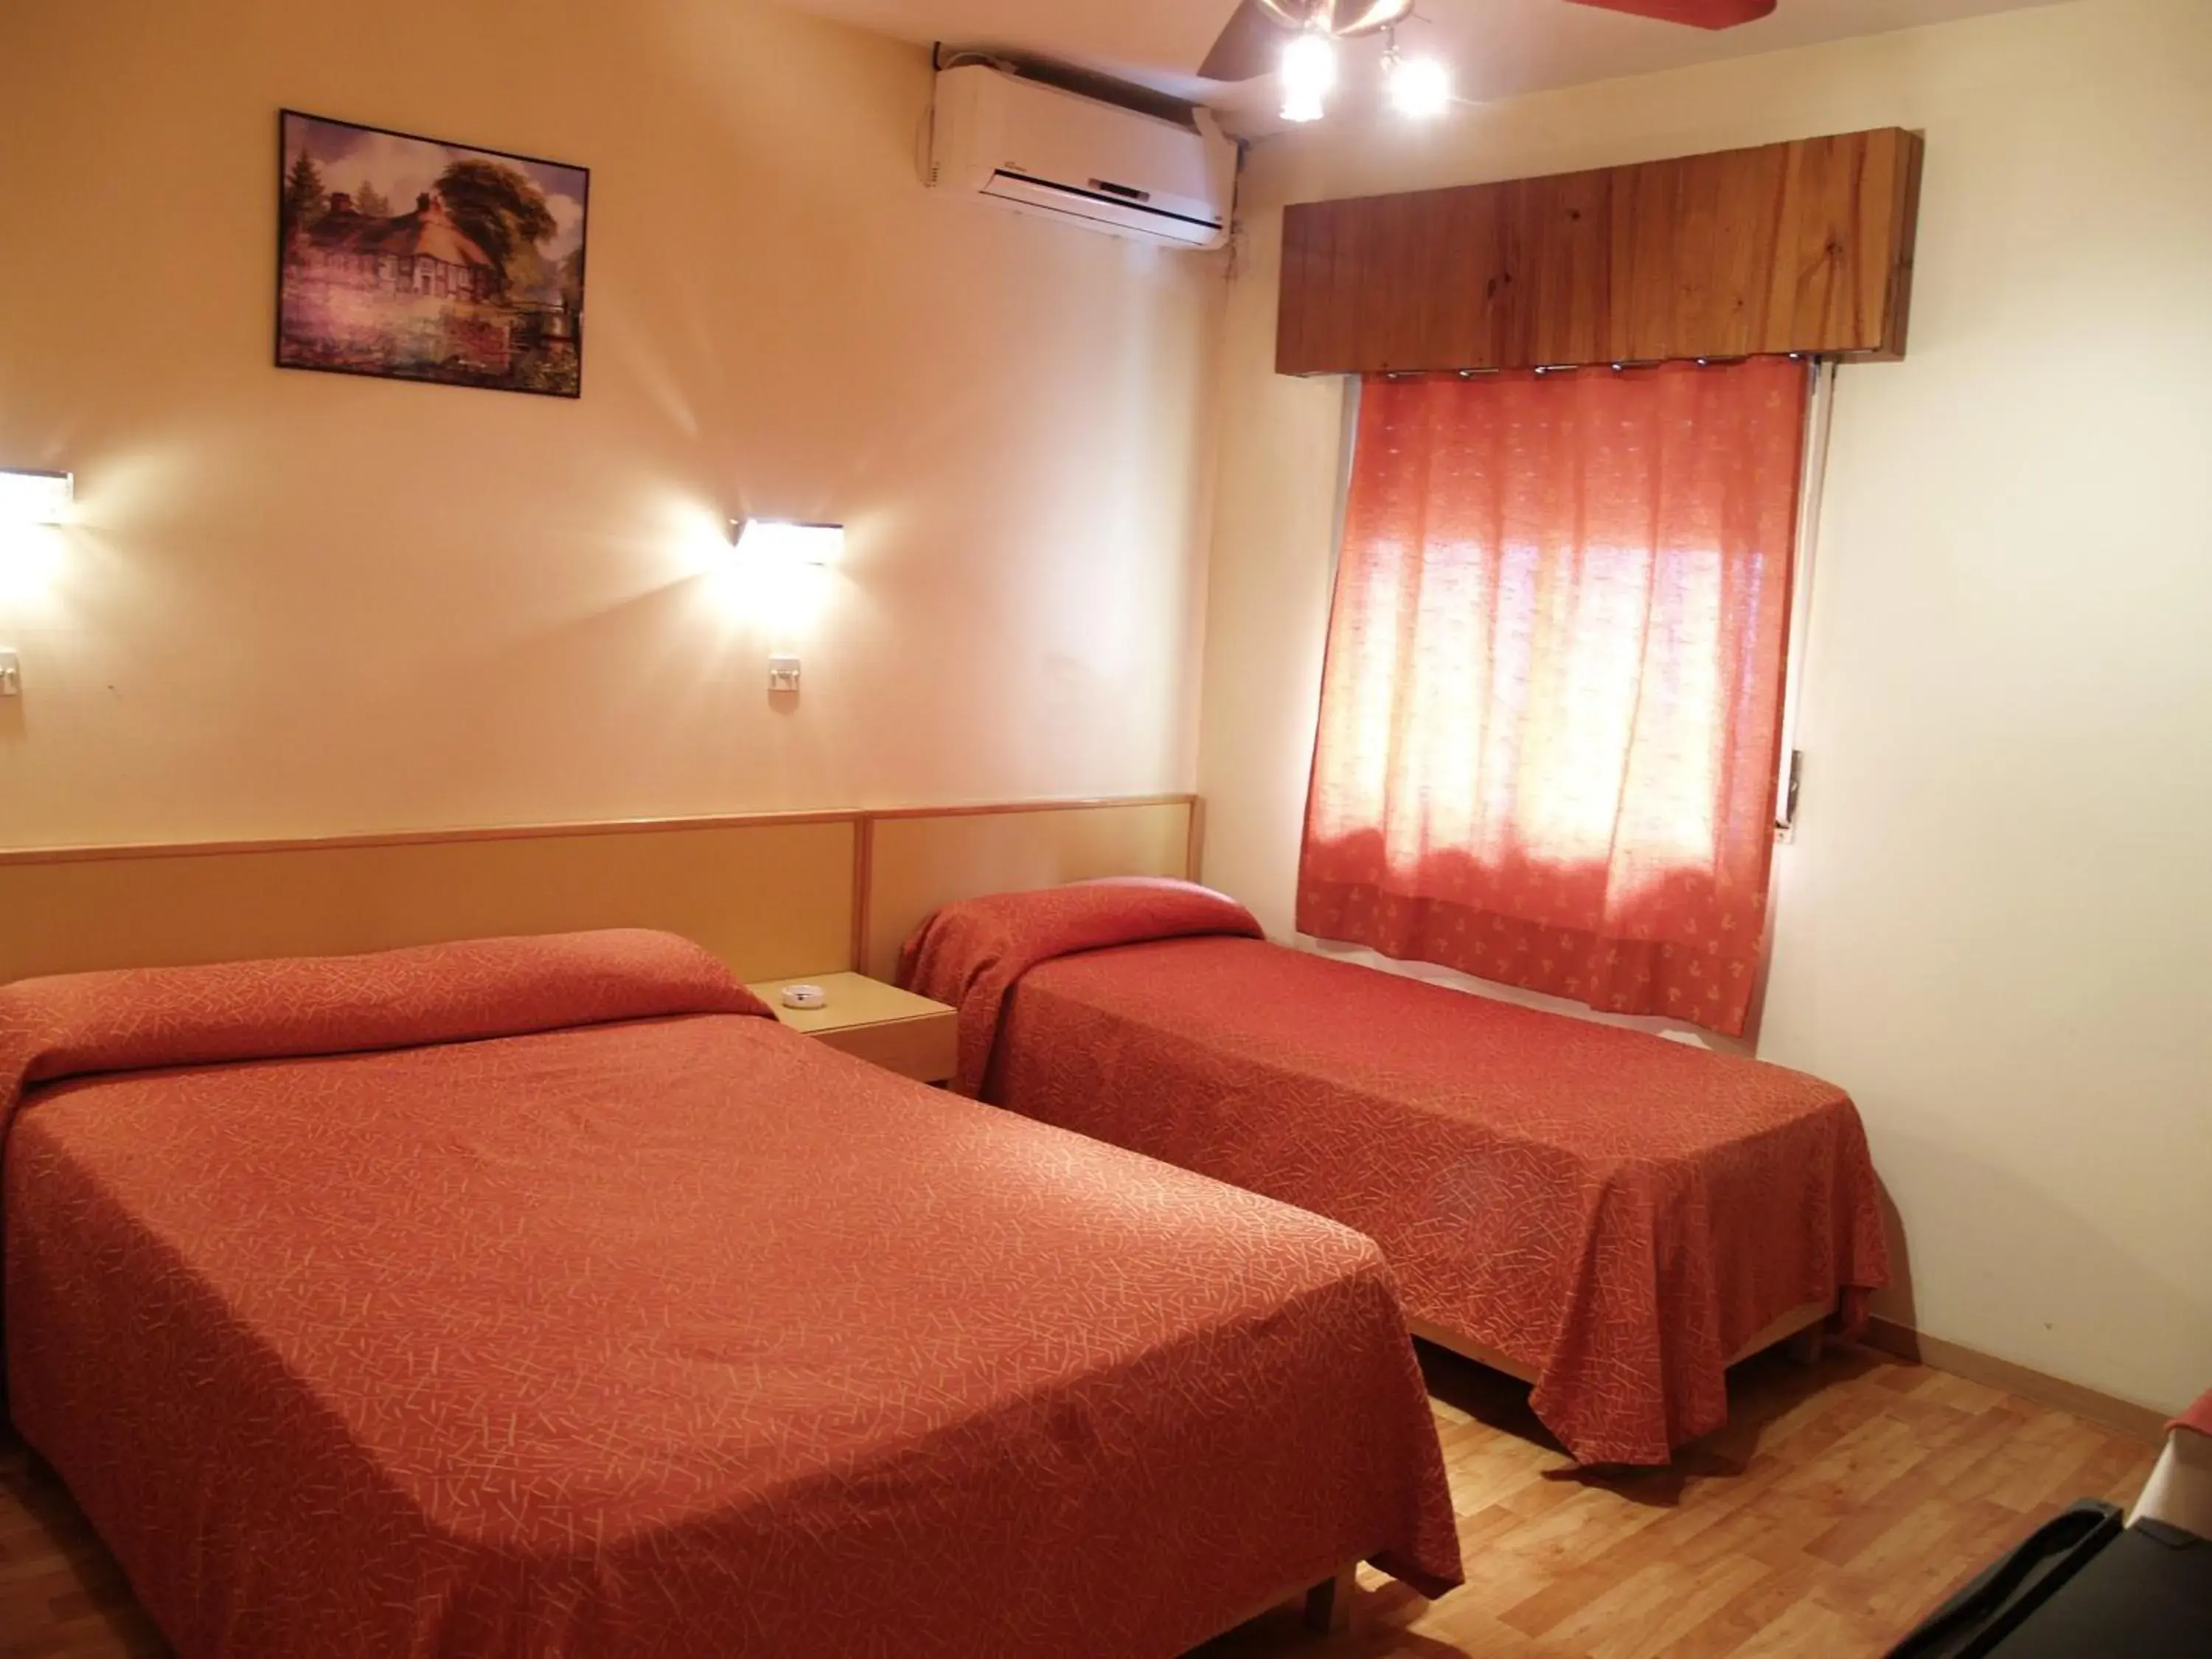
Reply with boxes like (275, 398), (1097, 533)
(732, 518), (844, 566)
(1280, 28), (1338, 124)
(0, 469), (71, 526)
(1386, 52), (1452, 119)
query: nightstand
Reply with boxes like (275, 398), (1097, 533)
(745, 972), (959, 1085)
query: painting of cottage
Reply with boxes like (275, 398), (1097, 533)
(277, 111), (587, 397)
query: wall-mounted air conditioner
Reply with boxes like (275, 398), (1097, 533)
(928, 63), (1235, 251)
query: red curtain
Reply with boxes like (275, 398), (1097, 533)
(1298, 358), (1809, 1036)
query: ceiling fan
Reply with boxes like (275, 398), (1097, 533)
(1199, 0), (1779, 122)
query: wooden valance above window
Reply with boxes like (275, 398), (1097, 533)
(1276, 128), (1924, 376)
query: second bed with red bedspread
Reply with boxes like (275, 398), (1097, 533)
(902, 879), (1891, 1467)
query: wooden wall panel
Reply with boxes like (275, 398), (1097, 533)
(1277, 128), (1924, 375)
(0, 795), (1203, 991)
(0, 819), (859, 987)
(863, 800), (1197, 981)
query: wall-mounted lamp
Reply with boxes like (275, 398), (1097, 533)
(731, 518), (844, 565)
(0, 469), (72, 526)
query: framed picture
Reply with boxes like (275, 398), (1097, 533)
(276, 110), (588, 398)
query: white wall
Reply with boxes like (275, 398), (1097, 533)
(0, 0), (1224, 849)
(1197, 0), (2212, 1413)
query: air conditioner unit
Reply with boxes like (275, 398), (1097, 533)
(928, 63), (1235, 251)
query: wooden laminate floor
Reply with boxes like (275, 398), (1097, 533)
(1, 1344), (2157, 1659)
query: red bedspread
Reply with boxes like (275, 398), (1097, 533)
(902, 891), (1889, 1466)
(900, 877), (1266, 1096)
(1, 931), (1459, 1659)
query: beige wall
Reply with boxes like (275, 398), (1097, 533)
(8, 0), (2205, 1418)
(1198, 0), (2212, 1413)
(0, 0), (1223, 849)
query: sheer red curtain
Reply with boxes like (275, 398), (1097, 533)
(1298, 357), (1809, 1036)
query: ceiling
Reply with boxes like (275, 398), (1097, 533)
(777, 0), (2065, 122)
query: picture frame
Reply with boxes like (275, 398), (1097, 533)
(275, 110), (589, 399)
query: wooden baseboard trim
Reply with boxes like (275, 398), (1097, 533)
(1863, 1317), (2168, 1444)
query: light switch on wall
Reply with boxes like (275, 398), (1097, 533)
(768, 655), (801, 693)
(0, 650), (19, 698)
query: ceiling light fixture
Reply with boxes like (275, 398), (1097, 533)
(1383, 41), (1452, 119)
(1279, 24), (1338, 124)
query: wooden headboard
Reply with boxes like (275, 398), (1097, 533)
(0, 796), (1200, 987)
(858, 797), (1202, 980)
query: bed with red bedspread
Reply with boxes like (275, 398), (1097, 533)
(900, 880), (1891, 1467)
(0, 929), (1459, 1659)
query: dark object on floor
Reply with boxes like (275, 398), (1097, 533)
(1888, 1498), (2212, 1657)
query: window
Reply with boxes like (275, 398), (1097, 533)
(1297, 357), (1812, 1037)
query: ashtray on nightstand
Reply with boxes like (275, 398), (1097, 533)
(744, 971), (959, 1086)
